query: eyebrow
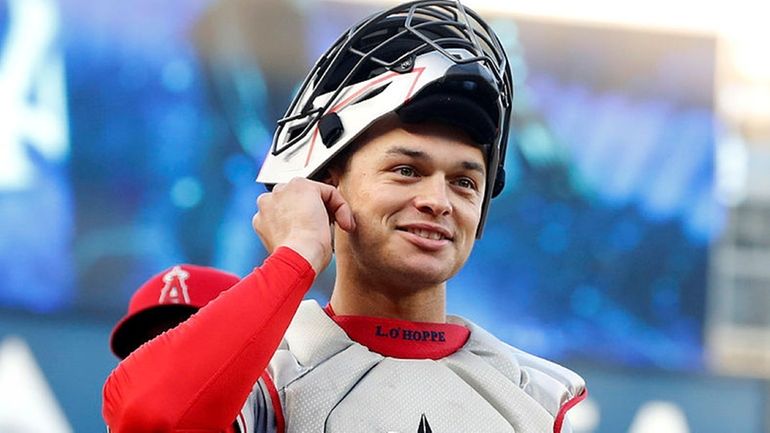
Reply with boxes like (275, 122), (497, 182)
(385, 146), (485, 175)
(386, 146), (427, 160)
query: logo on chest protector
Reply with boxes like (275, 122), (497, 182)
(388, 413), (433, 433)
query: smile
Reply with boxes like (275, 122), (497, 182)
(396, 224), (454, 242)
(406, 228), (448, 241)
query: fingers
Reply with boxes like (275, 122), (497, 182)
(318, 184), (356, 232)
(267, 179), (355, 232)
(252, 178), (354, 273)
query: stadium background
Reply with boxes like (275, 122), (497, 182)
(0, 0), (768, 431)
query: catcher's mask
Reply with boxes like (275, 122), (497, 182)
(257, 0), (513, 237)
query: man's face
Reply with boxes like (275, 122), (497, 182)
(333, 116), (486, 290)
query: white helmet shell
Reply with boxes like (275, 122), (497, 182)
(258, 50), (473, 183)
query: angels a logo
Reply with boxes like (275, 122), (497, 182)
(389, 414), (433, 433)
(158, 266), (191, 304)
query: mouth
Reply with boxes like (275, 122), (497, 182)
(396, 225), (454, 242)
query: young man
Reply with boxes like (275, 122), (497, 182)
(102, 2), (586, 432)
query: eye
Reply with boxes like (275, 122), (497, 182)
(394, 166), (418, 177)
(453, 177), (477, 190)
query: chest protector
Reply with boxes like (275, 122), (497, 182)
(264, 301), (585, 433)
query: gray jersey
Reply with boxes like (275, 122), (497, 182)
(239, 301), (585, 433)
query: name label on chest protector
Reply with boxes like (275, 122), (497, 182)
(374, 325), (447, 342)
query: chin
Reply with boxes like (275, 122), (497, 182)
(389, 255), (459, 286)
(345, 230), (465, 287)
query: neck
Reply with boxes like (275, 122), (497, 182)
(330, 267), (447, 323)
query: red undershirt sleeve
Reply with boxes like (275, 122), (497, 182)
(102, 247), (316, 433)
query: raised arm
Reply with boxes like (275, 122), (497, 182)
(103, 178), (355, 432)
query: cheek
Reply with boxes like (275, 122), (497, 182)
(359, 185), (407, 215)
(339, 177), (371, 209)
(346, 187), (393, 232)
(350, 189), (381, 220)
(456, 201), (483, 231)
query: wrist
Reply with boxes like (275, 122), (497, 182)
(279, 239), (329, 275)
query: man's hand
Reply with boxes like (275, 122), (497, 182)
(252, 178), (355, 274)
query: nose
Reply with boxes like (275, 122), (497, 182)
(413, 175), (452, 216)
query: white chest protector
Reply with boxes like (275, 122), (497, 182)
(244, 301), (585, 433)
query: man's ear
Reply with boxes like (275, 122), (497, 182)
(320, 167), (342, 188)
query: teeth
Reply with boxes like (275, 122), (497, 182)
(408, 228), (444, 240)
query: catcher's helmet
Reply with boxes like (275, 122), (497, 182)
(257, 0), (513, 236)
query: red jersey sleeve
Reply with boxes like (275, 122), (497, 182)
(102, 247), (315, 433)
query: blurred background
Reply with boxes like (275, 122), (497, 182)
(0, 0), (769, 431)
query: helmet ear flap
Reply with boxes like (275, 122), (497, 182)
(492, 166), (505, 198)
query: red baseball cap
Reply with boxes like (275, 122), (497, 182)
(110, 264), (240, 359)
